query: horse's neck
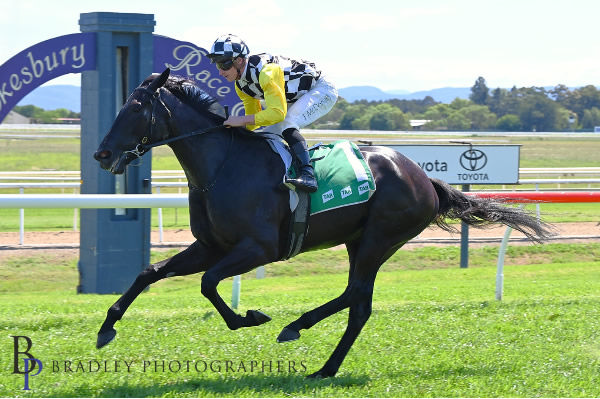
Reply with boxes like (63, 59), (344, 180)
(162, 96), (269, 191)
(158, 94), (225, 188)
(168, 128), (229, 189)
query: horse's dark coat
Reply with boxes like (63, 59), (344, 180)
(94, 69), (553, 378)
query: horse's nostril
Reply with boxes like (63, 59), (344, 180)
(94, 150), (112, 160)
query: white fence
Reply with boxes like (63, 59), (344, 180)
(0, 171), (189, 244)
(0, 193), (188, 208)
(1, 168), (599, 246)
(1, 181), (598, 308)
(0, 193), (188, 246)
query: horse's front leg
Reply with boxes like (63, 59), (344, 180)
(200, 241), (273, 330)
(97, 241), (212, 349)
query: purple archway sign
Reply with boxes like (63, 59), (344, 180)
(0, 33), (243, 123)
(0, 33), (96, 122)
(153, 35), (244, 116)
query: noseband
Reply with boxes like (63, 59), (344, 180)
(120, 87), (172, 158)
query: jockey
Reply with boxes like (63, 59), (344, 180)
(207, 34), (338, 193)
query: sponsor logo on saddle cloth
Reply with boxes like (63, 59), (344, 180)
(307, 140), (376, 215)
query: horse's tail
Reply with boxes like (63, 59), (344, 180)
(429, 178), (555, 243)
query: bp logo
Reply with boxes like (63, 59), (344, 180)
(459, 148), (487, 171)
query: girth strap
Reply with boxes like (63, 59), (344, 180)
(282, 190), (311, 260)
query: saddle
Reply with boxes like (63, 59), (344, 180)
(264, 138), (377, 260)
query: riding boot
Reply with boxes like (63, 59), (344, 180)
(286, 141), (318, 193)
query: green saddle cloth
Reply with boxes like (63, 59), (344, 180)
(306, 140), (376, 215)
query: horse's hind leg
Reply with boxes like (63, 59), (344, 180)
(278, 235), (401, 377)
(277, 241), (362, 342)
(309, 290), (374, 378)
(97, 241), (212, 349)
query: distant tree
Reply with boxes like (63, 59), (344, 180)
(519, 93), (564, 131)
(350, 115), (369, 130)
(469, 76), (489, 105)
(423, 104), (496, 131)
(348, 105), (374, 130)
(13, 105), (80, 123)
(445, 112), (470, 130)
(563, 85), (600, 120)
(487, 88), (507, 116)
(422, 96), (437, 107)
(458, 104), (497, 130)
(496, 114), (522, 131)
(387, 96), (438, 114)
(422, 103), (452, 121)
(368, 104), (410, 130)
(14, 105), (45, 119)
(581, 107), (600, 129)
(321, 80), (600, 131)
(338, 104), (366, 130)
(550, 84), (571, 103)
(422, 119), (444, 130)
(449, 98), (472, 110)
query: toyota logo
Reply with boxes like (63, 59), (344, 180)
(460, 149), (487, 171)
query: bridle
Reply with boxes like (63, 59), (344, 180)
(122, 86), (234, 192)
(122, 86), (228, 159)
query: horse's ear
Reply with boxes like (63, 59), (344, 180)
(148, 68), (170, 92)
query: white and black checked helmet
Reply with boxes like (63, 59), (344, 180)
(208, 34), (250, 63)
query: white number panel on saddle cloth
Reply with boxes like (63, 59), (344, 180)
(308, 140), (376, 214)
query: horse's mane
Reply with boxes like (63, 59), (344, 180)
(141, 73), (263, 140)
(142, 74), (227, 122)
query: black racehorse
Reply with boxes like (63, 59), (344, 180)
(94, 68), (552, 378)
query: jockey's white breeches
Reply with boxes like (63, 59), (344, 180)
(268, 73), (338, 135)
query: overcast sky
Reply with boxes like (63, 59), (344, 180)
(1, 0), (598, 92)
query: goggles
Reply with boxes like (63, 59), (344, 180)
(216, 58), (235, 71)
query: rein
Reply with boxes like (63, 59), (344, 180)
(123, 124), (225, 158)
(123, 87), (228, 158)
(123, 86), (234, 193)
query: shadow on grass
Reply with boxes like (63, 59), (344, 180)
(47, 373), (370, 398)
(95, 373), (370, 397)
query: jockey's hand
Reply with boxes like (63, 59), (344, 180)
(223, 115), (254, 127)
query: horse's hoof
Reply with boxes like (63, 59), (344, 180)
(246, 310), (272, 326)
(277, 327), (300, 343)
(96, 328), (117, 349)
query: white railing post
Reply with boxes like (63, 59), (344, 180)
(156, 186), (163, 243)
(535, 183), (540, 220)
(231, 275), (241, 309)
(495, 204), (523, 301)
(495, 226), (513, 301)
(73, 188), (78, 231)
(19, 187), (24, 245)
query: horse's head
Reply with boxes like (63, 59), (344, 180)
(94, 68), (172, 174)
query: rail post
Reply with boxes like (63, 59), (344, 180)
(19, 187), (24, 245)
(73, 188), (78, 231)
(460, 184), (470, 268)
(231, 275), (241, 310)
(156, 186), (163, 243)
(535, 183), (540, 220)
